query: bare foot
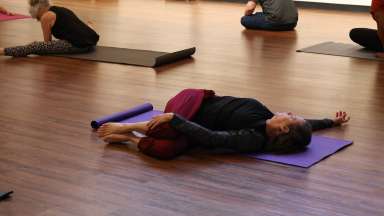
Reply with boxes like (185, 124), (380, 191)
(102, 134), (132, 143)
(0, 48), (5, 55)
(97, 123), (133, 137)
(102, 132), (141, 144)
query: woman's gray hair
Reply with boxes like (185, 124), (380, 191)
(29, 0), (50, 7)
(265, 121), (312, 154)
(28, 0), (50, 19)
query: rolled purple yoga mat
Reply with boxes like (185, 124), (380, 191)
(91, 103), (154, 129)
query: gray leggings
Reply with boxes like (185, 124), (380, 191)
(4, 40), (92, 57)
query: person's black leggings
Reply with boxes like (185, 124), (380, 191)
(4, 40), (92, 57)
(349, 28), (383, 51)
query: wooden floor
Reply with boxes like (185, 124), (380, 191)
(1, 0), (383, 215)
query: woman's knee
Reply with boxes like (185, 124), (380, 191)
(28, 41), (44, 48)
(349, 28), (361, 42)
(26, 41), (48, 53)
(240, 16), (251, 28)
(138, 138), (188, 160)
(146, 123), (179, 139)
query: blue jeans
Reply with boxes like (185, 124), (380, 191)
(241, 12), (297, 31)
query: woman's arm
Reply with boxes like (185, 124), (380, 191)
(149, 113), (266, 152)
(373, 9), (384, 55)
(86, 20), (96, 31)
(306, 111), (350, 131)
(40, 12), (56, 42)
(306, 119), (334, 131)
(244, 1), (257, 16)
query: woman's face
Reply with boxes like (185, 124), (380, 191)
(268, 112), (306, 136)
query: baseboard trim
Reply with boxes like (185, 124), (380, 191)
(209, 0), (370, 12)
(295, 1), (369, 12)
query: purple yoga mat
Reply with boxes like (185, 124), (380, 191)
(248, 136), (352, 168)
(91, 103), (162, 129)
(120, 110), (163, 123)
(0, 14), (30, 21)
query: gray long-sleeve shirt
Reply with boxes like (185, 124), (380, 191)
(252, 0), (298, 24)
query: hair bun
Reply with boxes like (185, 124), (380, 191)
(29, 0), (49, 6)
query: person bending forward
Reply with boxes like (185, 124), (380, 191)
(0, 0), (99, 57)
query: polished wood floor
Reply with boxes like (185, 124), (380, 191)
(0, 0), (383, 215)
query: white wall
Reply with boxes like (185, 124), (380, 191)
(295, 0), (371, 6)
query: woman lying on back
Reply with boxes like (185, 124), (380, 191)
(97, 89), (350, 159)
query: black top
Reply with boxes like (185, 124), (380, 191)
(193, 96), (274, 131)
(169, 96), (334, 153)
(49, 6), (99, 48)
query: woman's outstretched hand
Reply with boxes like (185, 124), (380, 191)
(333, 111), (350, 126)
(147, 113), (175, 130)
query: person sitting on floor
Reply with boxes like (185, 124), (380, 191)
(0, 0), (99, 57)
(240, 0), (298, 31)
(97, 89), (350, 160)
(349, 0), (384, 58)
(0, 6), (14, 15)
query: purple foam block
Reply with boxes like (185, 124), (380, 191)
(248, 136), (353, 168)
(0, 14), (30, 21)
(91, 103), (154, 129)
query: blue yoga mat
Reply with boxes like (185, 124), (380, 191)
(92, 103), (352, 167)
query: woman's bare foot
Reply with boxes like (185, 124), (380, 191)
(0, 48), (5, 55)
(102, 132), (141, 144)
(97, 121), (149, 138)
(97, 123), (134, 137)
